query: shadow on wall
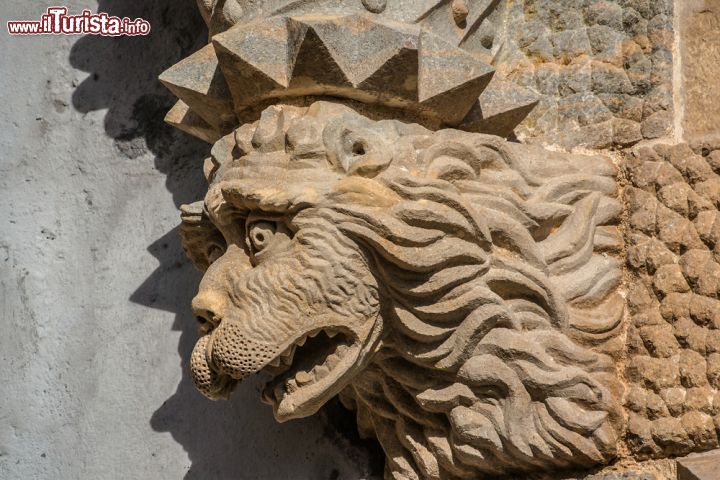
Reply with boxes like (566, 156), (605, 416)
(68, 1), (383, 478)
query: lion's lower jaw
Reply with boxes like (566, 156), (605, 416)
(266, 340), (363, 421)
(189, 313), (384, 419)
(266, 319), (386, 421)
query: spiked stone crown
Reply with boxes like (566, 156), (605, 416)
(160, 0), (538, 143)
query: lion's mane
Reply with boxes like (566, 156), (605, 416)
(319, 132), (625, 479)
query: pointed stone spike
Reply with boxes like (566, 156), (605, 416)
(358, 45), (419, 101)
(412, 0), (448, 22)
(287, 18), (352, 90)
(459, 78), (539, 137)
(418, 30), (495, 124)
(165, 100), (222, 144)
(416, 0), (499, 50)
(215, 17), (294, 87)
(416, 0), (460, 46)
(461, 0), (501, 43)
(213, 17), (294, 109)
(294, 16), (419, 87)
(159, 44), (236, 133)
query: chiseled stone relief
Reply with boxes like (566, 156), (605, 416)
(158, 0), (720, 478)
(181, 102), (624, 478)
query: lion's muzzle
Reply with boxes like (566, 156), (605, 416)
(190, 321), (282, 399)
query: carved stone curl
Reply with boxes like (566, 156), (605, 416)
(180, 101), (624, 479)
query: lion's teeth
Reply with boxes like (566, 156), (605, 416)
(326, 353), (340, 368)
(296, 335), (306, 346)
(314, 365), (330, 379)
(269, 357), (281, 367)
(335, 344), (348, 355)
(327, 330), (338, 338)
(296, 370), (313, 386)
(261, 385), (274, 404)
(286, 378), (298, 393)
(281, 347), (295, 365)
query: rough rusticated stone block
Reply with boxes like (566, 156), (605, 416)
(626, 142), (720, 459)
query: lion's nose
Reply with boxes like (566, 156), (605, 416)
(191, 290), (227, 333)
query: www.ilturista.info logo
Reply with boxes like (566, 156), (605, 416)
(7, 7), (151, 36)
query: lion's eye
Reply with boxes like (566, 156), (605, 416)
(248, 220), (277, 254)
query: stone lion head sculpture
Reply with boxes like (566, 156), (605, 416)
(180, 101), (625, 479)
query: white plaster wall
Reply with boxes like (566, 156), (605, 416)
(0, 2), (380, 479)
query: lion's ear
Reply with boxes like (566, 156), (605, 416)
(323, 115), (393, 178)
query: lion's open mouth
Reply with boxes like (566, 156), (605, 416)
(260, 328), (360, 420)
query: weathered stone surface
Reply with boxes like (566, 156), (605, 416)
(585, 473), (658, 480)
(626, 142), (720, 459)
(679, 1), (720, 142)
(180, 101), (624, 479)
(12, 0), (720, 477)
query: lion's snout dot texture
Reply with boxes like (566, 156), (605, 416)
(211, 321), (278, 379)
